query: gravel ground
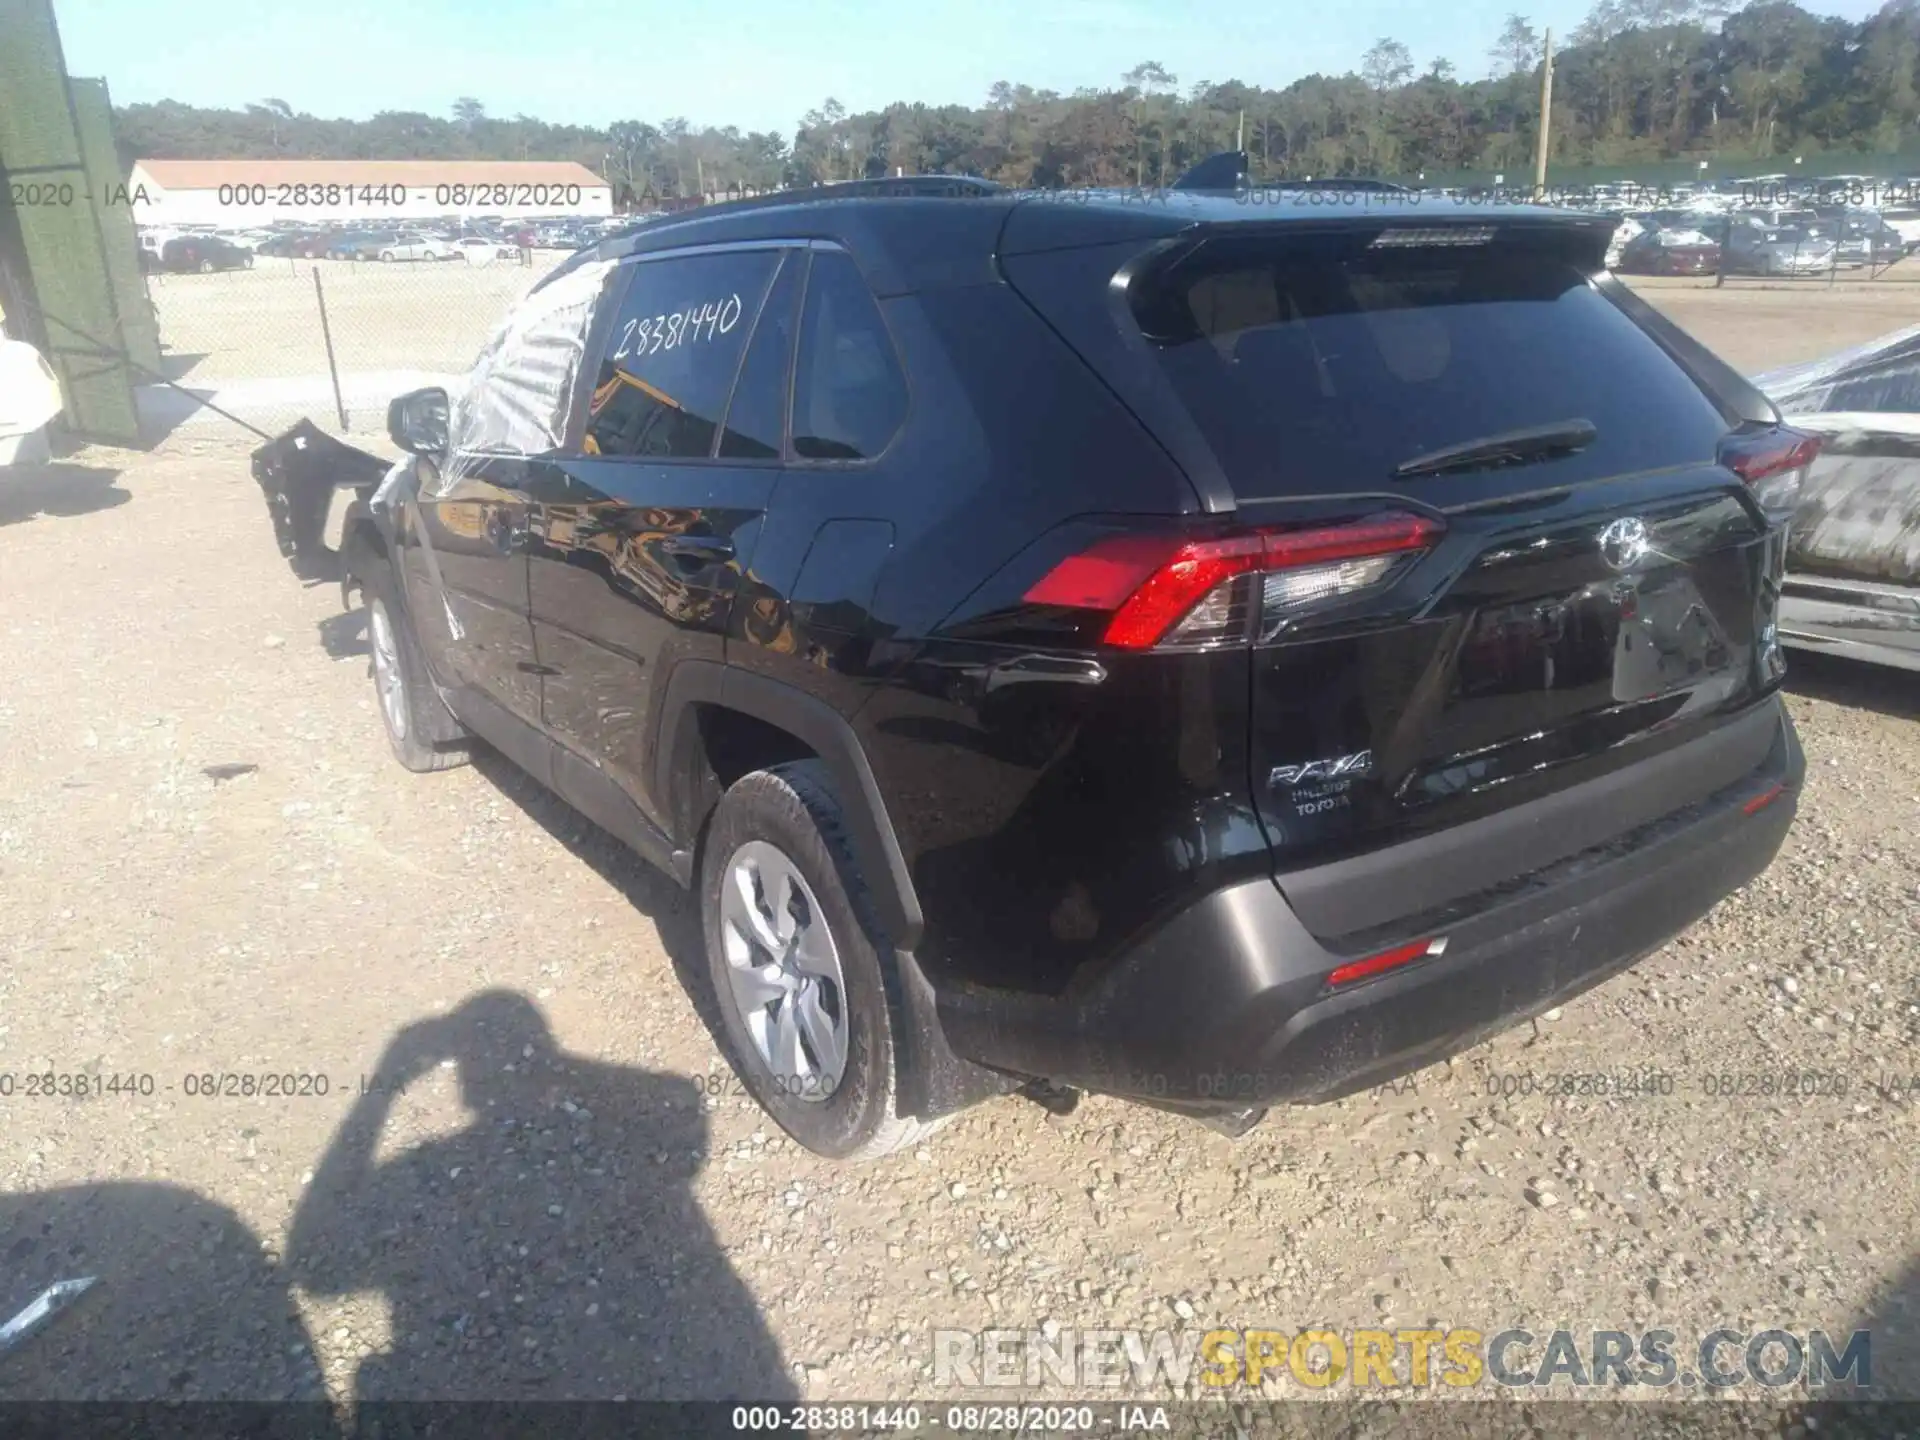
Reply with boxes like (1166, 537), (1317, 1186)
(0, 288), (1915, 1415)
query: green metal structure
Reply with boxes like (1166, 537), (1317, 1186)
(0, 0), (148, 445)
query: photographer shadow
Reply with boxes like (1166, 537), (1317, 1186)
(0, 1181), (329, 1424)
(285, 989), (794, 1405)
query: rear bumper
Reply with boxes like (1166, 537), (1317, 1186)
(935, 697), (1803, 1113)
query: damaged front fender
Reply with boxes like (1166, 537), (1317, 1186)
(248, 418), (398, 588)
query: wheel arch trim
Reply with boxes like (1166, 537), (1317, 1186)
(655, 660), (925, 950)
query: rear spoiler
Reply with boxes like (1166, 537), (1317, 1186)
(249, 418), (392, 581)
(1172, 151), (1415, 195)
(1173, 151), (1250, 192)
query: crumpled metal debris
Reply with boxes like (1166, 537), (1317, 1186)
(1754, 325), (1920, 585)
(0, 1277), (96, 1361)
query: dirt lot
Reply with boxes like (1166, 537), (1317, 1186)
(0, 281), (1916, 1415)
(150, 255), (566, 376)
(1630, 277), (1920, 373)
(143, 255), (568, 439)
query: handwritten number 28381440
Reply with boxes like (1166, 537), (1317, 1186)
(612, 293), (744, 364)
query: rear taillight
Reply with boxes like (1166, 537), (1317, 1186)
(1719, 425), (1821, 524)
(1023, 511), (1442, 651)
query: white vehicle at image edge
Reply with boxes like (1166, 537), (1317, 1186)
(378, 234), (459, 263)
(0, 336), (64, 467)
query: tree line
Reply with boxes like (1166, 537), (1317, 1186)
(111, 0), (1920, 198)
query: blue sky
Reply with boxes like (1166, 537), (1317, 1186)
(56, 0), (1895, 137)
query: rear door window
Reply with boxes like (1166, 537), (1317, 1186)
(1132, 232), (1729, 495)
(717, 252), (804, 460)
(584, 249), (781, 460)
(790, 251), (908, 461)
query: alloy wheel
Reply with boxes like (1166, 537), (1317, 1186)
(368, 601), (408, 741)
(717, 840), (849, 1102)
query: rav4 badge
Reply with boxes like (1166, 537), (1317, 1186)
(1269, 750), (1373, 788)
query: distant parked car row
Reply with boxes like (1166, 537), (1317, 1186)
(1606, 199), (1914, 278)
(134, 212), (651, 279)
(320, 230), (460, 262)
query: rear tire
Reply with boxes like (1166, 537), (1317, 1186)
(701, 761), (939, 1161)
(363, 565), (469, 774)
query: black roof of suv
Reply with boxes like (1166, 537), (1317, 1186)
(253, 163), (1807, 1160)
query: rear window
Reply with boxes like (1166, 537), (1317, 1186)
(1132, 233), (1730, 494)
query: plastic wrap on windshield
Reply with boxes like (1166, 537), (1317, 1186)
(1753, 324), (1920, 584)
(426, 256), (617, 499)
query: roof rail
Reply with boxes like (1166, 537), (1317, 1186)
(607, 172), (1005, 236)
(1256, 177), (1415, 194)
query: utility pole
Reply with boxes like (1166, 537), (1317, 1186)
(1533, 28), (1554, 198)
(1237, 109), (1245, 152)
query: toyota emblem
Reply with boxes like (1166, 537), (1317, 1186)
(1597, 516), (1650, 571)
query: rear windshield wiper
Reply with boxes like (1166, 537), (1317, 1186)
(1393, 419), (1598, 479)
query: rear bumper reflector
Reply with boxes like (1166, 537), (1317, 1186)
(1327, 935), (1447, 989)
(1742, 782), (1788, 815)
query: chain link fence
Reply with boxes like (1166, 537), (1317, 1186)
(140, 248), (570, 444)
(1620, 249), (1920, 288)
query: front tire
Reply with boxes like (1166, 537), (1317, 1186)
(363, 566), (469, 773)
(701, 762), (934, 1161)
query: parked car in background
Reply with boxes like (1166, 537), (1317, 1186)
(1617, 226), (1721, 276)
(1831, 211), (1904, 267)
(255, 231), (331, 259)
(453, 236), (515, 265)
(326, 231), (400, 261)
(1723, 222), (1837, 276)
(160, 235), (254, 273)
(536, 225), (592, 250)
(376, 232), (458, 262)
(1741, 207), (1830, 237)
(1880, 207), (1920, 253)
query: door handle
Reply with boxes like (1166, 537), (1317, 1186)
(659, 535), (734, 568)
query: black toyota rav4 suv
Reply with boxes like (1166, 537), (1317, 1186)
(253, 169), (1807, 1160)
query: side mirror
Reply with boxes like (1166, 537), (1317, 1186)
(387, 387), (449, 456)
